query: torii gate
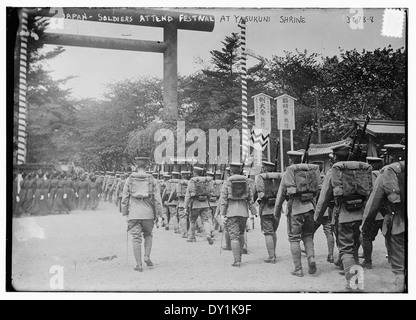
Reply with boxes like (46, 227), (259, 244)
(16, 7), (215, 164)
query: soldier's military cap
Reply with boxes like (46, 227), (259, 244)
(331, 144), (351, 156)
(366, 156), (383, 163)
(262, 161), (275, 167)
(115, 173), (120, 178)
(163, 173), (171, 179)
(229, 162), (243, 173)
(287, 150), (303, 158)
(152, 172), (159, 177)
(181, 171), (191, 175)
(134, 157), (150, 167)
(206, 171), (215, 176)
(193, 166), (205, 172)
(171, 171), (181, 177)
(384, 144), (405, 153)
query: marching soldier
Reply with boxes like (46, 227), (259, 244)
(23, 172), (36, 214)
(359, 156), (385, 269)
(106, 172), (116, 203)
(315, 144), (373, 290)
(48, 171), (60, 213)
(275, 151), (320, 277)
(184, 166), (215, 245)
(168, 171), (192, 238)
(218, 163), (257, 266)
(160, 173), (171, 228)
(121, 157), (163, 272)
(208, 171), (223, 233)
(31, 170), (50, 216)
(113, 173), (121, 207)
(88, 173), (100, 211)
(77, 172), (89, 210)
(17, 172), (28, 215)
(255, 161), (282, 264)
(162, 171), (181, 232)
(115, 173), (126, 212)
(361, 146), (406, 292)
(102, 171), (110, 201)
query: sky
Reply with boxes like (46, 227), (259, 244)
(40, 6), (407, 100)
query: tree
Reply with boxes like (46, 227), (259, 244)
(12, 8), (78, 164)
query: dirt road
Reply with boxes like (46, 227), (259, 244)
(11, 201), (397, 293)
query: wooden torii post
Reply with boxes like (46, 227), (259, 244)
(24, 7), (215, 125)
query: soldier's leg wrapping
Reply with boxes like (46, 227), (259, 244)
(128, 220), (143, 268)
(262, 215), (276, 261)
(322, 218), (335, 259)
(227, 217), (244, 265)
(200, 208), (213, 243)
(187, 210), (198, 241)
(288, 212), (304, 274)
(338, 222), (358, 282)
(142, 219), (155, 264)
(361, 222), (377, 266)
(303, 211), (316, 274)
(222, 219), (231, 250)
(162, 205), (169, 228)
(178, 207), (188, 237)
(389, 232), (405, 292)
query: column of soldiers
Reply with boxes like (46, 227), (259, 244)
(13, 169), (132, 216)
(122, 142), (405, 292)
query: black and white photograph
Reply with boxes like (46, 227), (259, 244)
(4, 1), (411, 299)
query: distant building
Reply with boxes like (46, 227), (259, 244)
(342, 119), (405, 158)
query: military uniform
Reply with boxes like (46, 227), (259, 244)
(315, 144), (372, 289)
(162, 172), (181, 232)
(31, 170), (50, 216)
(184, 167), (215, 245)
(17, 173), (28, 215)
(218, 163), (257, 266)
(106, 172), (116, 203)
(121, 157), (163, 272)
(115, 173), (126, 212)
(23, 173), (36, 213)
(168, 172), (191, 238)
(77, 173), (89, 210)
(88, 174), (100, 210)
(362, 158), (406, 292)
(255, 161), (282, 263)
(208, 172), (224, 234)
(159, 174), (171, 228)
(360, 157), (385, 269)
(275, 151), (320, 277)
(48, 172), (59, 212)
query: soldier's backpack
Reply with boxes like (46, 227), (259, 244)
(284, 164), (320, 202)
(227, 175), (249, 201)
(177, 180), (189, 198)
(331, 161), (372, 211)
(191, 176), (213, 201)
(165, 178), (180, 195)
(258, 172), (282, 206)
(129, 173), (155, 199)
(382, 161), (405, 214)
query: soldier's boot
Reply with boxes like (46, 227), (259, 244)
(222, 229), (231, 250)
(132, 242), (143, 272)
(231, 240), (241, 267)
(290, 241), (303, 277)
(304, 236), (317, 275)
(186, 222), (196, 242)
(264, 235), (277, 263)
(204, 221), (214, 245)
(394, 274), (406, 293)
(240, 234), (247, 255)
(359, 240), (373, 269)
(144, 236), (153, 267)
